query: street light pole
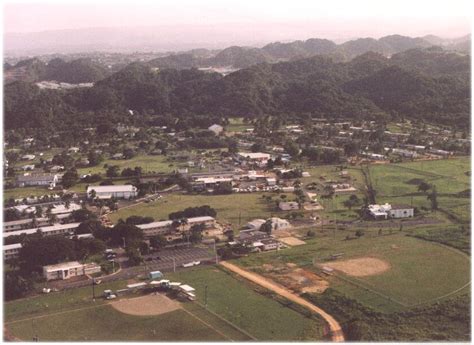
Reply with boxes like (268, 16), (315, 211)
(173, 257), (176, 272)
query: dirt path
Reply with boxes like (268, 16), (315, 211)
(220, 261), (345, 342)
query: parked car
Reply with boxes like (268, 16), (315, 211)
(42, 288), (51, 294)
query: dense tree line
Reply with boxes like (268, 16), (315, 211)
(4, 48), (470, 132)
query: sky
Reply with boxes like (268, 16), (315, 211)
(4, 0), (471, 36)
(2, 0), (472, 55)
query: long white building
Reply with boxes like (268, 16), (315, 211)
(137, 216), (216, 240)
(3, 222), (81, 239)
(87, 185), (138, 199)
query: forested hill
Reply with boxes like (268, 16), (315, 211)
(4, 47), (470, 132)
(4, 57), (111, 84)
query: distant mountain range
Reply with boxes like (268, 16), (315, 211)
(5, 34), (470, 84)
(147, 34), (470, 69)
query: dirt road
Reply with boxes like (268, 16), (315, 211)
(220, 261), (345, 342)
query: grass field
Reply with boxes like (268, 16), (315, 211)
(235, 233), (470, 312)
(5, 266), (325, 341)
(77, 154), (174, 175)
(109, 192), (292, 227)
(369, 157), (470, 224)
(7, 306), (227, 341)
(166, 266), (324, 341)
(3, 186), (54, 201)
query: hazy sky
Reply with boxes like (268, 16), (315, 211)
(4, 0), (471, 38)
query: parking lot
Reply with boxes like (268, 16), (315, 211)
(142, 246), (215, 271)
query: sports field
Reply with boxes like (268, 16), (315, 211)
(166, 266), (325, 341)
(5, 266), (325, 341)
(235, 233), (470, 312)
(6, 306), (227, 341)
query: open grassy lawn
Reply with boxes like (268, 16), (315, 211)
(109, 192), (291, 227)
(369, 158), (470, 224)
(4, 279), (128, 323)
(3, 186), (54, 201)
(235, 233), (470, 312)
(77, 155), (174, 175)
(7, 306), (226, 341)
(166, 266), (324, 341)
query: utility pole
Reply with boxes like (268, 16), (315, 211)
(205, 285), (208, 307)
(92, 278), (95, 301)
(173, 257), (176, 272)
(214, 240), (218, 265)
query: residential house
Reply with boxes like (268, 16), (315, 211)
(208, 124), (224, 135)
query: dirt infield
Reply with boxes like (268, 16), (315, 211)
(111, 294), (181, 316)
(279, 237), (306, 246)
(322, 257), (390, 277)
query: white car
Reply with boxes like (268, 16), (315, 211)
(42, 288), (51, 294)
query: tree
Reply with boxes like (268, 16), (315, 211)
(307, 230), (316, 238)
(260, 220), (273, 235)
(189, 224), (205, 243)
(5, 272), (35, 301)
(213, 182), (233, 195)
(35, 205), (43, 217)
(418, 181), (431, 193)
(150, 235), (167, 250)
(62, 168), (79, 188)
(106, 165), (120, 178)
(19, 236), (77, 273)
(355, 230), (365, 238)
(125, 215), (154, 225)
(70, 209), (96, 222)
(427, 185), (438, 210)
(77, 220), (104, 235)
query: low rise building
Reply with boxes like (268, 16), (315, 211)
(208, 124), (224, 135)
(137, 216), (217, 241)
(3, 222), (81, 239)
(279, 201), (299, 211)
(16, 174), (59, 188)
(4, 243), (22, 261)
(43, 261), (101, 281)
(367, 203), (414, 220)
(87, 185), (138, 199)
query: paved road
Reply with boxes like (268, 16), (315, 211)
(220, 261), (345, 342)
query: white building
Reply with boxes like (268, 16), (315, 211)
(87, 185), (138, 199)
(3, 223), (81, 239)
(389, 205), (414, 218)
(368, 203), (414, 219)
(43, 261), (101, 281)
(137, 216), (217, 240)
(279, 201), (299, 211)
(4, 243), (22, 261)
(16, 174), (59, 188)
(208, 124), (224, 135)
(267, 217), (291, 231)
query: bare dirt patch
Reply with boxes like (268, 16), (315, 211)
(279, 237), (306, 246)
(271, 267), (329, 294)
(322, 257), (390, 277)
(111, 294), (180, 316)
